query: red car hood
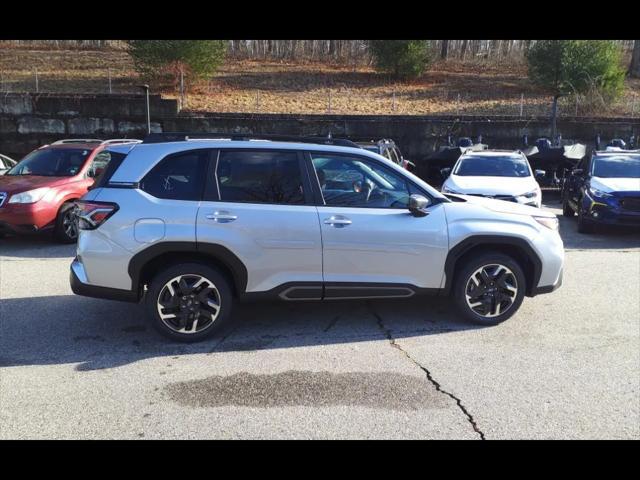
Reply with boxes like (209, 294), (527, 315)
(0, 175), (73, 194)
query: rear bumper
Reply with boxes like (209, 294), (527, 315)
(70, 258), (139, 302)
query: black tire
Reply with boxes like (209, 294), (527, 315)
(452, 253), (526, 326)
(562, 194), (574, 217)
(577, 204), (596, 234)
(54, 202), (79, 243)
(145, 262), (233, 342)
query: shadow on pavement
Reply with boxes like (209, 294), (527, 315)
(0, 235), (76, 259)
(0, 294), (483, 371)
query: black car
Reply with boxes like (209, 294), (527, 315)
(561, 148), (640, 233)
(355, 139), (415, 171)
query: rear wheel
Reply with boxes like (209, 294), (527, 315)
(54, 202), (79, 243)
(145, 263), (233, 342)
(452, 253), (526, 326)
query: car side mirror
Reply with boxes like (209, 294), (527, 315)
(440, 167), (452, 178)
(408, 194), (430, 217)
(534, 169), (546, 179)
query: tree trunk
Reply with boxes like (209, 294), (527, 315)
(460, 40), (468, 59)
(630, 40), (640, 78)
(551, 95), (560, 141)
(440, 40), (449, 60)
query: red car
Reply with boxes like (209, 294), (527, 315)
(0, 139), (140, 243)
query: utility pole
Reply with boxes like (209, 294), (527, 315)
(139, 84), (151, 134)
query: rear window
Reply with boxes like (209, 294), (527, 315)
(216, 150), (305, 205)
(92, 151), (127, 187)
(140, 150), (208, 201)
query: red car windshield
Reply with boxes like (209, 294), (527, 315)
(6, 148), (91, 177)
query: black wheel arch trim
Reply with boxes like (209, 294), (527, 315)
(443, 235), (543, 297)
(127, 241), (249, 297)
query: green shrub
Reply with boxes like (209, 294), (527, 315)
(526, 40), (625, 101)
(369, 40), (433, 79)
(128, 40), (227, 83)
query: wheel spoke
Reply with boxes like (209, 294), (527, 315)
(178, 278), (191, 294)
(196, 287), (214, 303)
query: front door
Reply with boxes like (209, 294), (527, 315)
(309, 152), (449, 296)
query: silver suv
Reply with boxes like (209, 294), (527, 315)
(70, 134), (564, 342)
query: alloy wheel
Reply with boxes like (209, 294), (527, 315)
(465, 264), (518, 318)
(63, 208), (79, 240)
(156, 274), (221, 334)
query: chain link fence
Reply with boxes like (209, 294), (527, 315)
(0, 68), (637, 118)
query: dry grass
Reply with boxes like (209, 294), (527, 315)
(1, 46), (638, 117)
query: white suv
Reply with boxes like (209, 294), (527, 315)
(441, 150), (542, 208)
(70, 134), (564, 342)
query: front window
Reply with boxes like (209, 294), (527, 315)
(311, 153), (413, 208)
(6, 148), (91, 177)
(592, 155), (640, 178)
(453, 155), (531, 178)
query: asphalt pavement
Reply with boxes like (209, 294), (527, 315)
(0, 199), (638, 439)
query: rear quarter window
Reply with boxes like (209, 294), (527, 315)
(93, 151), (127, 188)
(140, 150), (208, 201)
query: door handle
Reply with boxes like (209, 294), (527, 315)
(323, 215), (352, 228)
(206, 211), (237, 223)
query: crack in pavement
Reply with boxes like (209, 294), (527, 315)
(367, 302), (486, 440)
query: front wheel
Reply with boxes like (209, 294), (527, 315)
(577, 204), (596, 234)
(145, 263), (233, 342)
(54, 202), (79, 243)
(452, 253), (526, 326)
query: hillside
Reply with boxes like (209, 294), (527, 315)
(0, 45), (638, 117)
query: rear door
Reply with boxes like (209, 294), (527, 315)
(196, 148), (323, 297)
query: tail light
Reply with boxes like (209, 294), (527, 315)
(75, 200), (119, 230)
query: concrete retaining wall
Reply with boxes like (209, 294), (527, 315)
(0, 93), (638, 160)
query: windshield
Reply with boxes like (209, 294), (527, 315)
(454, 155), (531, 177)
(6, 148), (91, 177)
(592, 155), (640, 178)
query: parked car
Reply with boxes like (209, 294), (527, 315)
(355, 138), (415, 171)
(70, 133), (564, 342)
(0, 153), (17, 175)
(0, 139), (140, 242)
(561, 148), (640, 233)
(440, 150), (543, 208)
(414, 136), (488, 187)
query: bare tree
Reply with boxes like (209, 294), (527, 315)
(630, 40), (640, 78)
(440, 40), (449, 60)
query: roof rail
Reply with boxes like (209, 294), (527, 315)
(141, 132), (362, 149)
(52, 139), (103, 144)
(51, 139), (142, 146)
(100, 139), (142, 145)
(595, 148), (640, 154)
